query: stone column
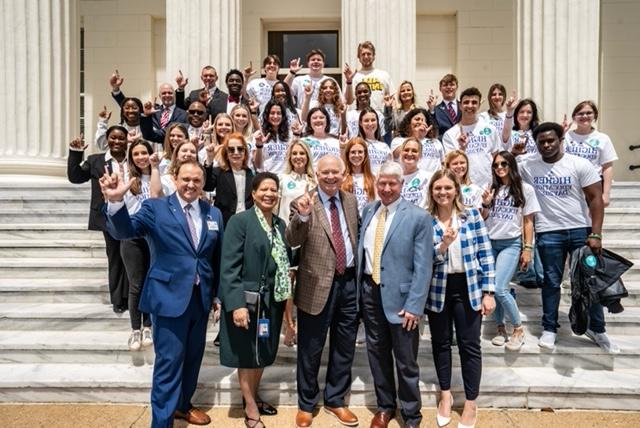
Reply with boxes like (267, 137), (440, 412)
(0, 0), (80, 176)
(166, 0), (240, 91)
(516, 0), (600, 122)
(341, 0), (416, 86)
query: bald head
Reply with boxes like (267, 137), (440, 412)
(316, 155), (344, 197)
(159, 83), (175, 108)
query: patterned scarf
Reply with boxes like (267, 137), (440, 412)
(254, 206), (291, 302)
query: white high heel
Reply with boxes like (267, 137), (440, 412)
(436, 396), (453, 427)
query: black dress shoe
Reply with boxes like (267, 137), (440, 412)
(113, 304), (126, 313)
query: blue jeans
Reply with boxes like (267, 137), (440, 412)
(491, 237), (522, 327)
(537, 227), (605, 333)
(514, 245), (543, 286)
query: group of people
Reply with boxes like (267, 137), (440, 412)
(67, 40), (620, 428)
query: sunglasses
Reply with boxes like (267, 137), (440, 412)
(188, 110), (206, 116)
(227, 146), (245, 154)
(492, 161), (509, 169)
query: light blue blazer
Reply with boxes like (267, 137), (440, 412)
(357, 198), (433, 324)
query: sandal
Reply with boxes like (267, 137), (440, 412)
(243, 397), (278, 416)
(244, 415), (266, 428)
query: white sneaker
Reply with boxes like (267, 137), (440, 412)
(585, 329), (620, 354)
(128, 330), (142, 351)
(141, 327), (153, 347)
(538, 331), (556, 349)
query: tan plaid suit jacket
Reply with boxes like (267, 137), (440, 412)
(286, 189), (359, 315)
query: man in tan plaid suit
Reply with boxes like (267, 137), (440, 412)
(286, 155), (360, 428)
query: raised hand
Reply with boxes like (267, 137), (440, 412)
(127, 129), (141, 143)
(291, 120), (302, 136)
(149, 152), (161, 169)
(202, 117), (214, 135)
(303, 81), (313, 98)
(175, 69), (189, 90)
(561, 114), (573, 134)
(143, 99), (157, 116)
(426, 89), (439, 111)
(99, 166), (134, 203)
(109, 69), (124, 91)
(383, 93), (395, 108)
(98, 105), (112, 121)
(295, 184), (317, 216)
(289, 57), (302, 74)
(457, 127), (468, 151)
(505, 90), (519, 113)
(343, 62), (355, 81)
(69, 133), (87, 151)
(253, 130), (271, 146)
(339, 131), (348, 149)
(248, 97), (260, 113)
(481, 186), (495, 207)
(205, 143), (220, 164)
(442, 224), (458, 246)
(243, 61), (256, 81)
(198, 90), (209, 104)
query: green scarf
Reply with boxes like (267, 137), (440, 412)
(254, 206), (291, 302)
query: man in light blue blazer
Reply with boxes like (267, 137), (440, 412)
(357, 161), (433, 428)
(102, 161), (223, 428)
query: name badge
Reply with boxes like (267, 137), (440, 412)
(258, 318), (270, 339)
(207, 220), (219, 231)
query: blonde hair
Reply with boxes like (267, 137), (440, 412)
(443, 150), (471, 185)
(284, 139), (315, 185)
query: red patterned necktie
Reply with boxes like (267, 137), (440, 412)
(447, 102), (457, 123)
(160, 108), (170, 128)
(329, 197), (347, 274)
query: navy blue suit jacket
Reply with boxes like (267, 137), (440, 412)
(434, 100), (461, 140)
(105, 194), (223, 318)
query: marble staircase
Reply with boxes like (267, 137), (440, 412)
(1, 176), (640, 410)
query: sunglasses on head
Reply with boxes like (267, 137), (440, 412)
(492, 161), (509, 169)
(188, 109), (206, 116)
(227, 146), (245, 154)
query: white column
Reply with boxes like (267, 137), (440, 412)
(0, 0), (80, 176)
(166, 0), (240, 90)
(341, 0), (416, 86)
(516, 0), (600, 122)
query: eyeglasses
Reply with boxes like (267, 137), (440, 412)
(227, 146), (245, 154)
(188, 110), (206, 116)
(492, 161), (509, 169)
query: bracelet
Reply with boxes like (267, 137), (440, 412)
(588, 233), (602, 240)
(483, 291), (495, 296)
(523, 244), (534, 250)
(346, 81), (352, 85)
(481, 203), (491, 208)
(255, 144), (264, 149)
(289, 70), (297, 76)
(505, 114), (514, 119)
(250, 110), (258, 115)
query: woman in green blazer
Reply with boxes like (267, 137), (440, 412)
(219, 172), (292, 428)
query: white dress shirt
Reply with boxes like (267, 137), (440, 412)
(363, 197), (401, 275)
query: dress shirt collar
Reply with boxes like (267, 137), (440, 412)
(378, 196), (402, 216)
(317, 187), (341, 205)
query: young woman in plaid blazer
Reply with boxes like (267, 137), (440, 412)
(425, 169), (496, 428)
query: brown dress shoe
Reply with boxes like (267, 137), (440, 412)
(370, 410), (394, 428)
(174, 407), (211, 425)
(324, 406), (359, 426)
(295, 410), (313, 428)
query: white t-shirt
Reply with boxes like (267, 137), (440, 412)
(346, 108), (386, 138)
(367, 140), (393, 175)
(302, 135), (341, 168)
(564, 130), (618, 174)
(246, 78), (277, 113)
(291, 74), (329, 109)
(391, 137), (444, 176)
(124, 175), (151, 215)
(461, 183), (484, 209)
(401, 169), (431, 208)
(442, 121), (502, 189)
(278, 172), (310, 225)
(479, 111), (506, 136)
(485, 183), (540, 240)
(520, 153), (601, 233)
(352, 68), (393, 112)
(351, 173), (371, 215)
(258, 137), (290, 175)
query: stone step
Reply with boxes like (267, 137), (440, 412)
(0, 195), (89, 210)
(0, 239), (106, 258)
(511, 282), (640, 307)
(608, 194), (640, 208)
(0, 208), (88, 224)
(0, 279), (109, 303)
(1, 363), (639, 410)
(0, 224), (99, 241)
(603, 208), (640, 225)
(1, 330), (637, 372)
(0, 258), (106, 279)
(601, 224), (640, 240)
(1, 302), (639, 334)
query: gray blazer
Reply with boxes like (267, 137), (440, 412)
(357, 198), (433, 324)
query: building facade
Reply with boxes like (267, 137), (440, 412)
(0, 0), (638, 180)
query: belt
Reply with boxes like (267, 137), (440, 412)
(363, 273), (379, 286)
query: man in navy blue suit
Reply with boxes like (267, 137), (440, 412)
(429, 74), (461, 140)
(101, 161), (223, 427)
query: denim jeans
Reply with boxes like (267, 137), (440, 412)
(537, 227), (605, 333)
(513, 245), (543, 286)
(491, 237), (522, 327)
